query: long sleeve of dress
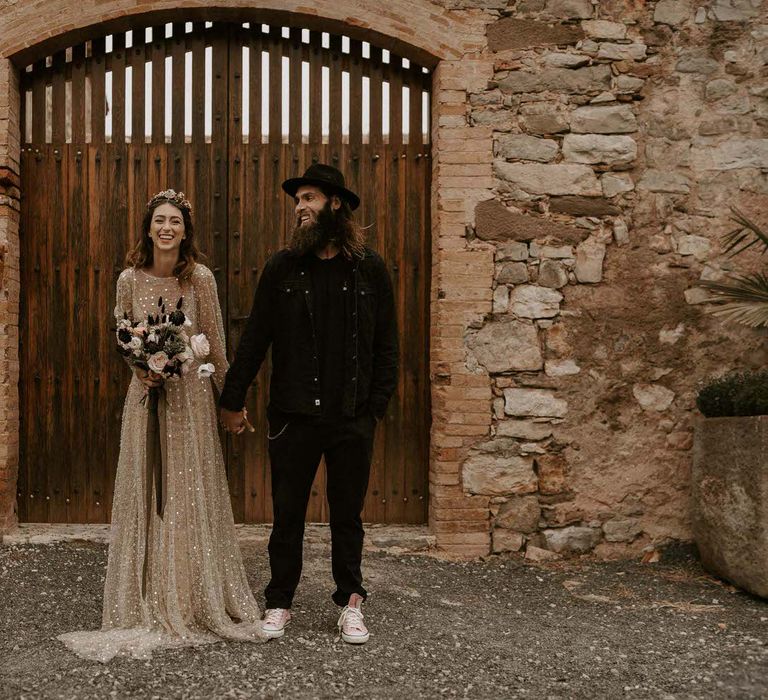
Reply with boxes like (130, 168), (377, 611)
(193, 265), (229, 395)
(114, 269), (135, 322)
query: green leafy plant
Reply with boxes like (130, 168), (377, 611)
(699, 208), (768, 328)
(696, 370), (768, 417)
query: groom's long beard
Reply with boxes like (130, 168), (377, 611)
(288, 203), (340, 256)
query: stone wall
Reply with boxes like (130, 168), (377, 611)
(0, 0), (766, 558)
(458, 0), (768, 559)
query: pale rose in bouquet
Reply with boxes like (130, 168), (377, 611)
(116, 296), (212, 399)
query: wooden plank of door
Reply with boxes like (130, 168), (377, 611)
(71, 44), (87, 144)
(30, 59), (46, 145)
(368, 47), (383, 146)
(308, 31), (322, 145)
(388, 58), (403, 148)
(130, 27), (146, 144)
(90, 37), (107, 145)
(67, 144), (89, 521)
(23, 148), (49, 521)
(247, 26), (262, 146)
(267, 28), (282, 147)
(348, 40), (363, 151)
(50, 51), (66, 145)
(171, 22), (186, 147)
(111, 32), (127, 145)
(150, 25), (166, 145)
(288, 28), (302, 146)
(48, 143), (69, 522)
(328, 34), (342, 151)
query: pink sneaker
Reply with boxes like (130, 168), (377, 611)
(262, 608), (291, 639)
(337, 601), (369, 644)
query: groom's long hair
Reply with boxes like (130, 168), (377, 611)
(288, 187), (367, 260)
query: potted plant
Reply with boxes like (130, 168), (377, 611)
(692, 210), (768, 598)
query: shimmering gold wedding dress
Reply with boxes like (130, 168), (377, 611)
(58, 265), (265, 662)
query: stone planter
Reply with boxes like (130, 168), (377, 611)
(692, 416), (768, 598)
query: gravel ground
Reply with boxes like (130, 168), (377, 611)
(1, 538), (767, 699)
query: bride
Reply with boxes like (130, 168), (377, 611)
(59, 190), (265, 661)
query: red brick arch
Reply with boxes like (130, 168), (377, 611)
(0, 0), (481, 66)
(0, 0), (496, 555)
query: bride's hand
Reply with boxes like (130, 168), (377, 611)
(134, 367), (163, 388)
(220, 407), (248, 434)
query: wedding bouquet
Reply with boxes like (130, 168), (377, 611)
(116, 296), (215, 384)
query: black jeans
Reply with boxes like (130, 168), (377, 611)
(264, 412), (376, 609)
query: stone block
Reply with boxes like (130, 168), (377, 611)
(543, 0), (593, 19)
(654, 0), (693, 25)
(504, 388), (568, 418)
(690, 139), (768, 171)
(496, 262), (529, 285)
(563, 134), (637, 166)
(602, 517), (643, 542)
(601, 172), (635, 198)
(476, 200), (585, 243)
(493, 285), (510, 313)
(581, 20), (627, 40)
(495, 162), (602, 196)
(463, 440), (537, 496)
(543, 525), (601, 553)
(519, 104), (569, 134)
(535, 453), (569, 494)
(710, 0), (761, 21)
(570, 104), (638, 134)
(498, 65), (611, 95)
(530, 243), (574, 259)
(525, 544), (562, 561)
(496, 133), (559, 163)
(574, 239), (606, 283)
(466, 319), (543, 373)
(544, 359), (580, 376)
(543, 52), (590, 69)
(496, 495), (541, 532)
(675, 51), (720, 75)
(692, 416), (768, 598)
(676, 234), (711, 260)
(637, 170), (691, 194)
(596, 43), (647, 61)
(487, 17), (584, 52)
(538, 260), (569, 289)
(496, 241), (529, 261)
(509, 285), (563, 319)
(705, 79), (737, 101)
(495, 419), (554, 440)
(632, 383), (675, 411)
(492, 529), (525, 553)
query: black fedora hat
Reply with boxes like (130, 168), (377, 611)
(282, 163), (360, 210)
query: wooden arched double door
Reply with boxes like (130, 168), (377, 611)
(17, 20), (431, 524)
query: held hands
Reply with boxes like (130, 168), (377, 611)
(220, 407), (255, 435)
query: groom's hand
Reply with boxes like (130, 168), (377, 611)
(220, 407), (246, 434)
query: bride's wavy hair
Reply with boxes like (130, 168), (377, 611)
(126, 190), (202, 281)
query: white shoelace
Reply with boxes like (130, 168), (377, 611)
(338, 605), (365, 633)
(264, 609), (287, 626)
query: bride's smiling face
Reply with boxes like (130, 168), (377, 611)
(148, 203), (185, 253)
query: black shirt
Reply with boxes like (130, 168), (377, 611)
(308, 253), (351, 420)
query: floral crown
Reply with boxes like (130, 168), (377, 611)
(147, 189), (192, 214)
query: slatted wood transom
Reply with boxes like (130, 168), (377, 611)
(18, 21), (431, 524)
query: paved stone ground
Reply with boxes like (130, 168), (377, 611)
(1, 528), (767, 699)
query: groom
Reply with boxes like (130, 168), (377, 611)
(219, 164), (398, 644)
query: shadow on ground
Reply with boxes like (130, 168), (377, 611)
(1, 538), (766, 699)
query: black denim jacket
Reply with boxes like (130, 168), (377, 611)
(219, 247), (399, 419)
